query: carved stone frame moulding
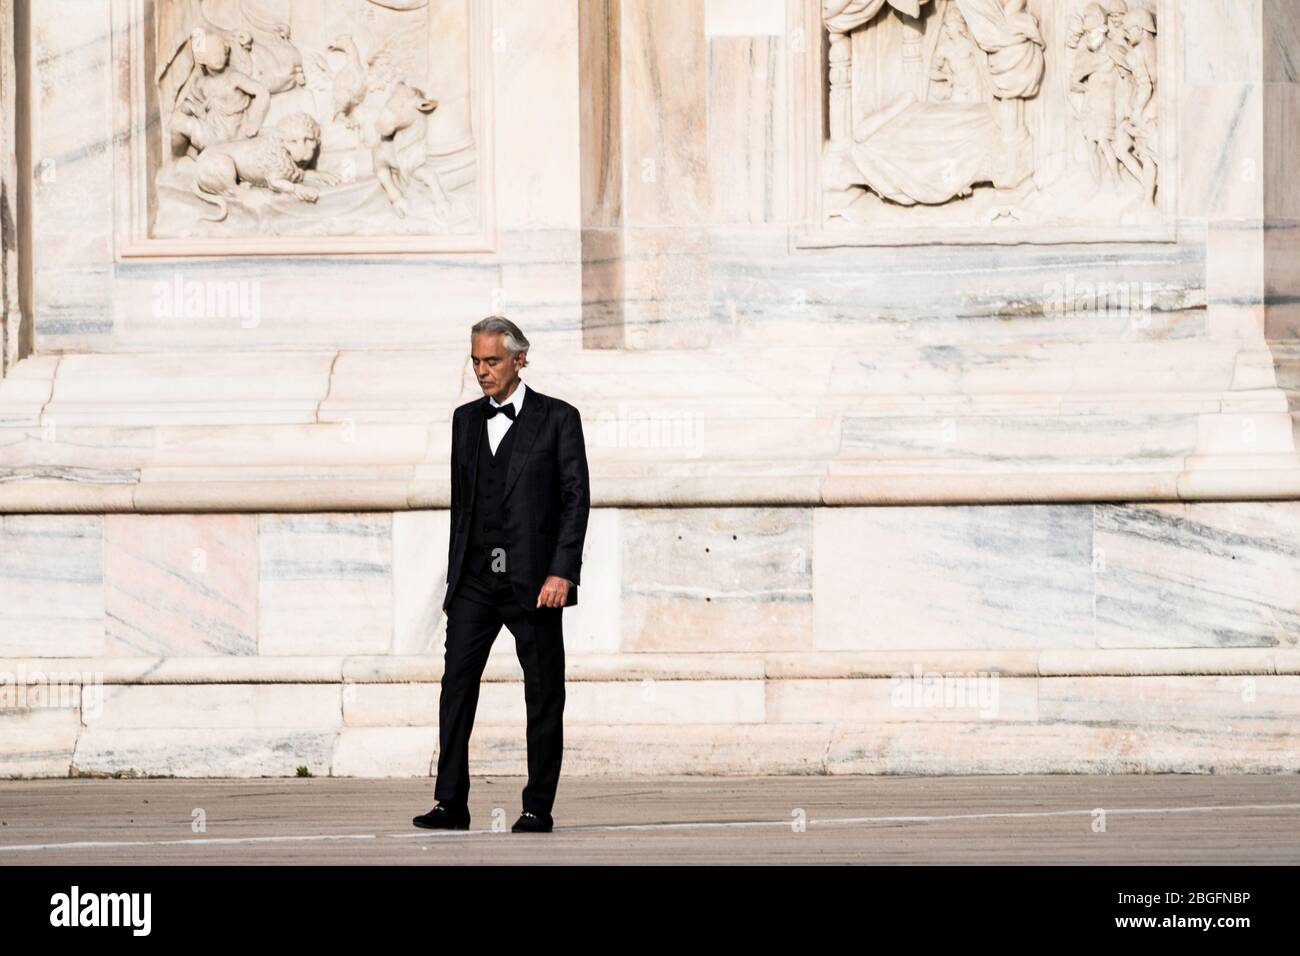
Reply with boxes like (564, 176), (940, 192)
(789, 0), (1179, 247)
(110, 0), (495, 257)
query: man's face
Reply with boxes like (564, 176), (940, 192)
(471, 332), (523, 400)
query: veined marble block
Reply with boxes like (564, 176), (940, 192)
(0, 501), (1295, 776)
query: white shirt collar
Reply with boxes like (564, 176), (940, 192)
(489, 379), (527, 414)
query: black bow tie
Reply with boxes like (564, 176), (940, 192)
(485, 402), (516, 420)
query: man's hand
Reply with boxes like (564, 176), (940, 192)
(536, 575), (571, 609)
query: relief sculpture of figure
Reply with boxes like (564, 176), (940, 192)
(1102, 0), (1135, 134)
(169, 28), (270, 157)
(820, 0), (1161, 228)
(1121, 6), (1158, 204)
(975, 0), (1045, 101)
(251, 23), (307, 94)
(1068, 0), (1158, 203)
(224, 28), (255, 77)
(930, 5), (988, 104)
(1102, 0), (1128, 38)
(1123, 7), (1157, 124)
(150, 0), (479, 239)
(190, 111), (340, 221)
(1068, 4), (1136, 187)
(313, 35), (369, 130)
(833, 0), (1044, 207)
(373, 81), (452, 221)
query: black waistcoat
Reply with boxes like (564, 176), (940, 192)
(465, 407), (522, 574)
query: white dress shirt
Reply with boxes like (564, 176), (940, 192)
(486, 379), (527, 455)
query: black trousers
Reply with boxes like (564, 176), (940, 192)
(435, 547), (567, 815)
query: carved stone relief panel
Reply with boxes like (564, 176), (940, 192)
(114, 0), (492, 254)
(794, 0), (1175, 245)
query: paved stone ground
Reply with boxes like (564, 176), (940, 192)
(1, 774), (1298, 865)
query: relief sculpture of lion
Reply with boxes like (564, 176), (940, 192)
(191, 112), (340, 222)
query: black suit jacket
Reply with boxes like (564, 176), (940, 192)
(443, 386), (591, 612)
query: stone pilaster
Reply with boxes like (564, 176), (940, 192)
(580, 0), (714, 349)
(1264, 0), (1300, 430)
(0, 0), (21, 377)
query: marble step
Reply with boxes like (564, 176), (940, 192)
(6, 672), (1299, 777)
(3, 648), (1296, 684)
(0, 342), (1271, 423)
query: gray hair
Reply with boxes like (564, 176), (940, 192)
(471, 315), (530, 363)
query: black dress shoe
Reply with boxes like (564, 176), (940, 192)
(413, 802), (470, 830)
(511, 810), (553, 833)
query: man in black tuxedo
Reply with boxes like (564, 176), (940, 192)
(413, 315), (590, 834)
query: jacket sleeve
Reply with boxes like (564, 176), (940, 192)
(547, 404), (591, 586)
(447, 411), (458, 582)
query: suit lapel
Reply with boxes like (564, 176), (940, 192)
(502, 387), (545, 502)
(466, 396), (488, 505)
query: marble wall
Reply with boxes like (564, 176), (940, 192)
(17, 0), (578, 354)
(4, 0), (1288, 508)
(1264, 0), (1300, 351)
(6, 502), (1298, 661)
(0, 0), (1276, 353)
(0, 0), (25, 376)
(2, 502), (1298, 776)
(1, 0), (1298, 777)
